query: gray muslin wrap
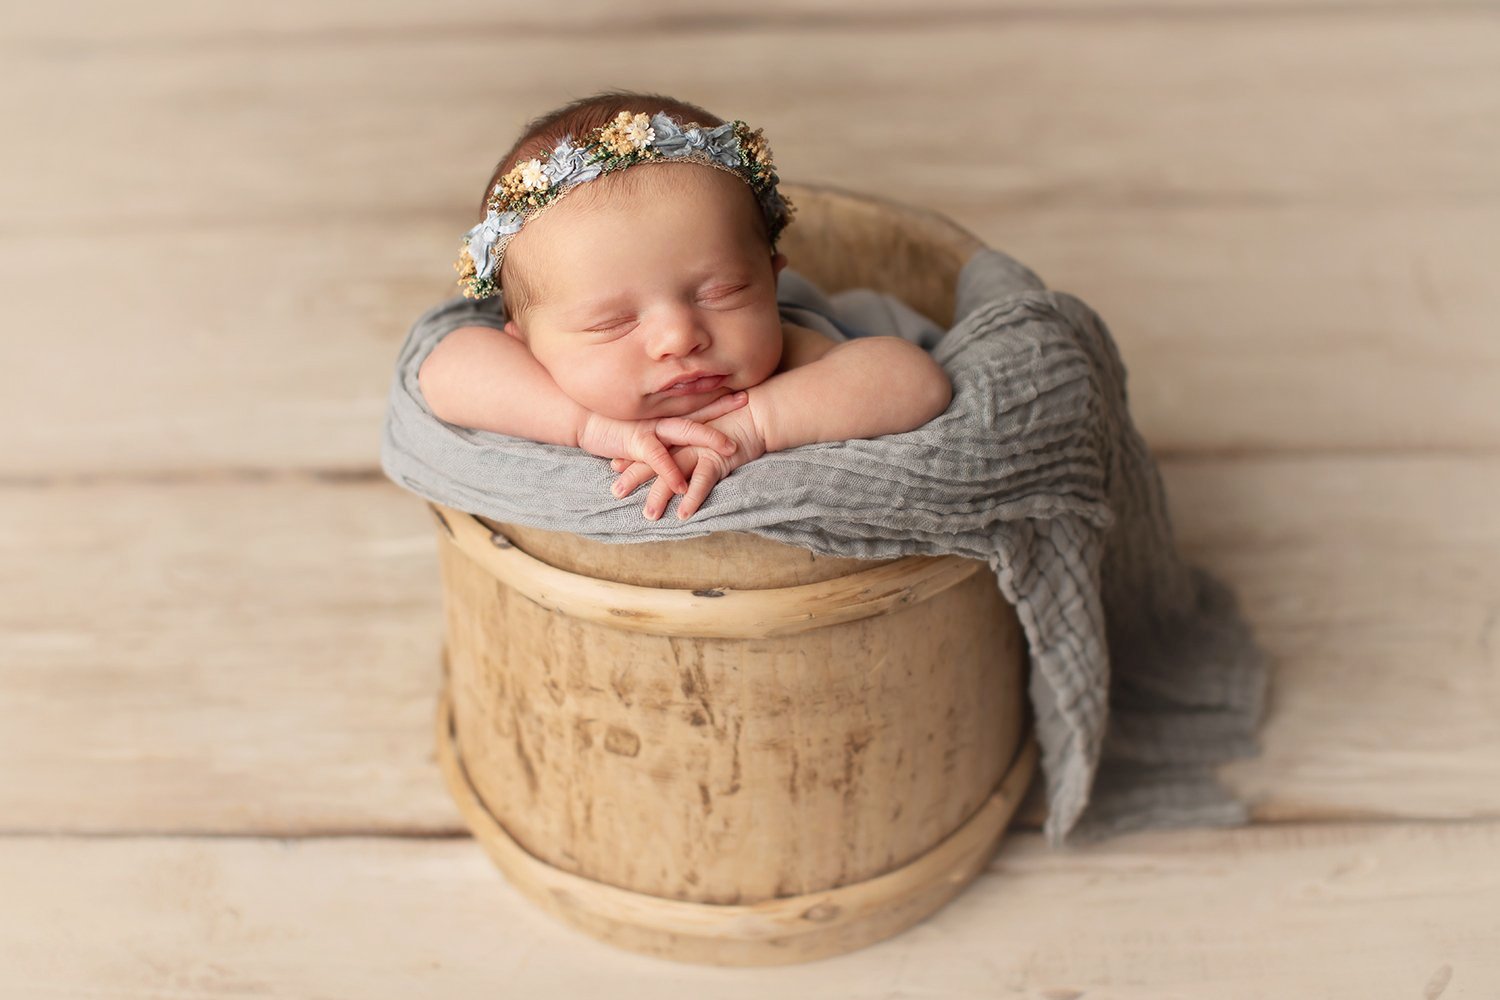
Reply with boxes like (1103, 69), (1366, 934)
(380, 248), (1270, 847)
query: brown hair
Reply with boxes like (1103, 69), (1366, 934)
(482, 89), (771, 322)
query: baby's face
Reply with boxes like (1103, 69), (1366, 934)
(500, 163), (787, 421)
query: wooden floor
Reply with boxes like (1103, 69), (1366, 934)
(4, 2), (1498, 995)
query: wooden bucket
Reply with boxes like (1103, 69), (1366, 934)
(431, 182), (1038, 965)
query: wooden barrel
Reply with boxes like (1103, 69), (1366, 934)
(430, 182), (1038, 965)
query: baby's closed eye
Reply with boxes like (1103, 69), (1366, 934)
(582, 287), (749, 333)
(699, 284), (747, 302)
(586, 316), (634, 332)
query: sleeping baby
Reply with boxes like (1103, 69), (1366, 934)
(419, 91), (952, 521)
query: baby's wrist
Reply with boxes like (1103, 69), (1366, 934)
(574, 404), (606, 451)
(744, 387), (779, 455)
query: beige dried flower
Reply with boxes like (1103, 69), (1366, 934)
(597, 110), (657, 157)
(518, 158), (549, 192)
(455, 247), (477, 280)
(743, 130), (774, 173)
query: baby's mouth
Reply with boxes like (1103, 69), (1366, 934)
(658, 374), (728, 395)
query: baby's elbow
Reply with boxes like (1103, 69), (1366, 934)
(924, 364), (953, 422)
(851, 337), (951, 429)
(900, 346), (951, 424)
(417, 351), (459, 425)
(876, 338), (950, 426)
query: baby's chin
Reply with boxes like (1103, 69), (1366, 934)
(646, 385), (739, 419)
(593, 384), (742, 422)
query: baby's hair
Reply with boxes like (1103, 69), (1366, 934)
(484, 89), (774, 324)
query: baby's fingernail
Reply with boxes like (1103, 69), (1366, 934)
(720, 443), (736, 454)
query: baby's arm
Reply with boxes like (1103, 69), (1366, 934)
(417, 325), (589, 446)
(750, 337), (952, 454)
(418, 325), (749, 495)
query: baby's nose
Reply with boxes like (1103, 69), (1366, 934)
(646, 312), (711, 357)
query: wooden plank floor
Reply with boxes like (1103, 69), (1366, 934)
(4, 2), (1497, 995)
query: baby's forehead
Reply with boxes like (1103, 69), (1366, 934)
(509, 165), (769, 309)
(573, 159), (741, 201)
(524, 218), (763, 285)
(563, 163), (761, 227)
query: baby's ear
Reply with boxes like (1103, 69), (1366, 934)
(771, 251), (788, 277)
(502, 319), (524, 342)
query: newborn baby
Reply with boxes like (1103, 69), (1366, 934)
(419, 92), (952, 521)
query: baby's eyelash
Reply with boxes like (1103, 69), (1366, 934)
(583, 287), (748, 330)
(699, 285), (747, 302)
(585, 317), (634, 332)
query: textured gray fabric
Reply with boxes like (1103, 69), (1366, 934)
(380, 248), (1269, 847)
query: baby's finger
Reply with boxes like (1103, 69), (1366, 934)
(643, 474), (677, 521)
(610, 462), (655, 499)
(676, 460), (721, 520)
(610, 457), (627, 472)
(636, 437), (688, 494)
(655, 416), (740, 457)
(683, 390), (749, 424)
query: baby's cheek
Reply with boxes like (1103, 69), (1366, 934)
(552, 364), (625, 416)
(760, 328), (789, 382)
(591, 396), (650, 422)
(589, 383), (657, 422)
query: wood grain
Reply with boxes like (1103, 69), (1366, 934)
(2, 454), (1495, 833)
(7, 1), (1460, 50)
(0, 821), (1493, 997)
(3, 0), (1497, 987)
(4, 12), (1498, 472)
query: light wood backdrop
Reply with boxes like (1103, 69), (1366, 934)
(2, 1), (1497, 995)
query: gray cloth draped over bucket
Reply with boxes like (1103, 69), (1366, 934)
(380, 248), (1270, 848)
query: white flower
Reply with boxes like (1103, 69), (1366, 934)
(623, 113), (656, 151)
(518, 158), (550, 191)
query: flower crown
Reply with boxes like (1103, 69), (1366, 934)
(454, 110), (796, 300)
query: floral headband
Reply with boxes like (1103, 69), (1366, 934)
(454, 110), (796, 300)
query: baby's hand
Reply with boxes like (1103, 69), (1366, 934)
(578, 392), (749, 495)
(610, 402), (768, 520)
(613, 444), (735, 521)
